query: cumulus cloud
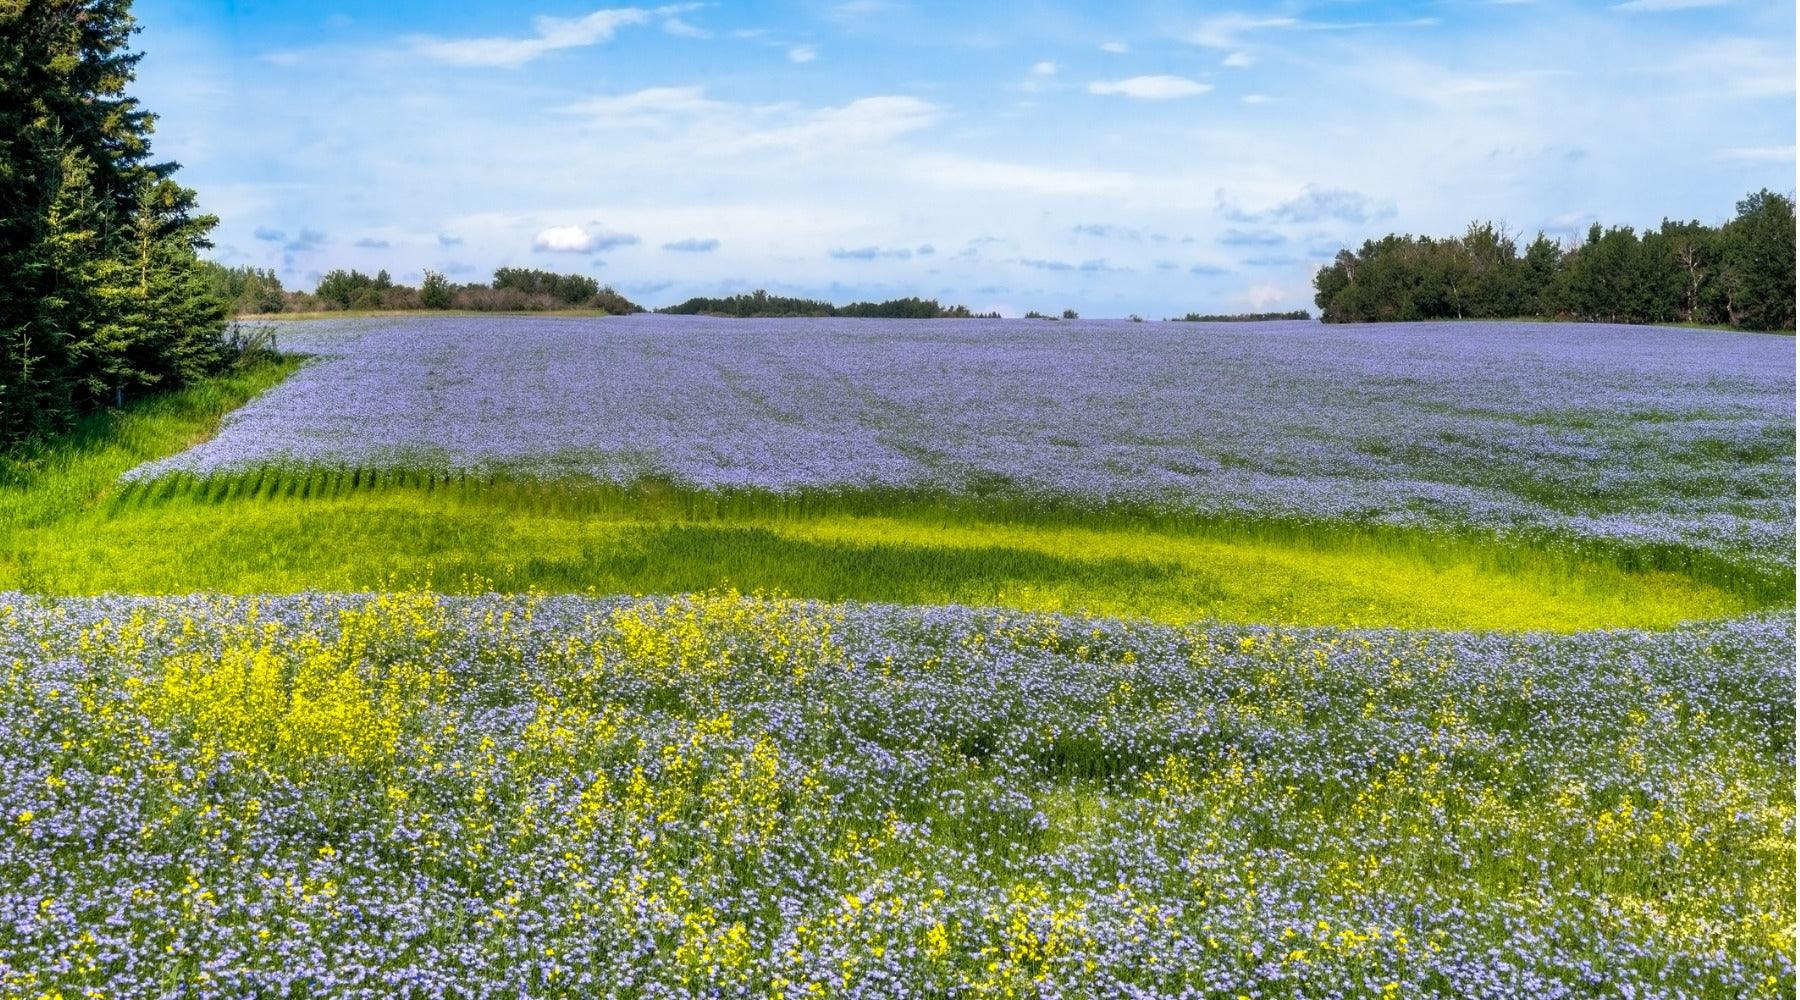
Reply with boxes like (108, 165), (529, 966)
(788, 45), (818, 63)
(252, 226), (285, 242)
(662, 237), (721, 252)
(412, 6), (675, 67)
(1030, 60), (1059, 76)
(1099, 41), (1129, 54)
(1088, 75), (1212, 99)
(1237, 283), (1294, 310)
(1223, 51), (1253, 69)
(533, 225), (640, 253)
(915, 244), (936, 256)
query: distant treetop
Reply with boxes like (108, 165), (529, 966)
(1174, 311), (1311, 322)
(657, 290), (979, 318)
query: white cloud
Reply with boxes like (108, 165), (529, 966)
(1237, 283), (1296, 310)
(413, 7), (654, 67)
(1242, 94), (1273, 104)
(560, 88), (938, 153)
(1223, 51), (1253, 69)
(532, 225), (639, 252)
(1189, 13), (1437, 48)
(1088, 75), (1213, 100)
(1713, 144), (1796, 162)
(734, 95), (937, 150)
(1189, 15), (1298, 48)
(1030, 60), (1059, 76)
(1343, 55), (1567, 111)
(532, 225), (598, 252)
(562, 86), (721, 122)
(1099, 41), (1129, 54)
(662, 16), (709, 37)
(788, 45), (818, 63)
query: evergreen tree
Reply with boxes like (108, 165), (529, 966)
(1519, 234), (1563, 316)
(0, 0), (229, 449)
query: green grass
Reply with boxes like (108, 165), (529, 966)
(0, 359), (1787, 630)
(0, 357), (305, 530)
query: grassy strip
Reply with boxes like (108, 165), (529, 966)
(0, 359), (1784, 630)
(110, 466), (1796, 608)
(0, 358), (304, 530)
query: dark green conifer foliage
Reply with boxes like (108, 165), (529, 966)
(1, 0), (228, 449)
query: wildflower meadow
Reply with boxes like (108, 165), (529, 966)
(0, 315), (1792, 998)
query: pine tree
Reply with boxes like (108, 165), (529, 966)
(1, 0), (229, 449)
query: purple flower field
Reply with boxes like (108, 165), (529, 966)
(128, 316), (1796, 564)
(0, 589), (1791, 998)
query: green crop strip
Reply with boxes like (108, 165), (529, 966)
(0, 359), (1786, 630)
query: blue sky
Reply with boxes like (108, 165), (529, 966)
(134, 0), (1795, 316)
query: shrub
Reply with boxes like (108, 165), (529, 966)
(420, 270), (453, 309)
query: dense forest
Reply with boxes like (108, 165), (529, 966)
(658, 290), (985, 318)
(1, 1), (236, 449)
(1314, 190), (1796, 330)
(202, 264), (644, 315)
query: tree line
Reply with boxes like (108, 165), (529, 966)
(1174, 311), (1310, 322)
(202, 264), (645, 315)
(2, 0), (239, 449)
(1313, 190), (1796, 330)
(657, 290), (987, 318)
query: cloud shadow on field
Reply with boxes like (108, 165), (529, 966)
(529, 523), (1190, 606)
